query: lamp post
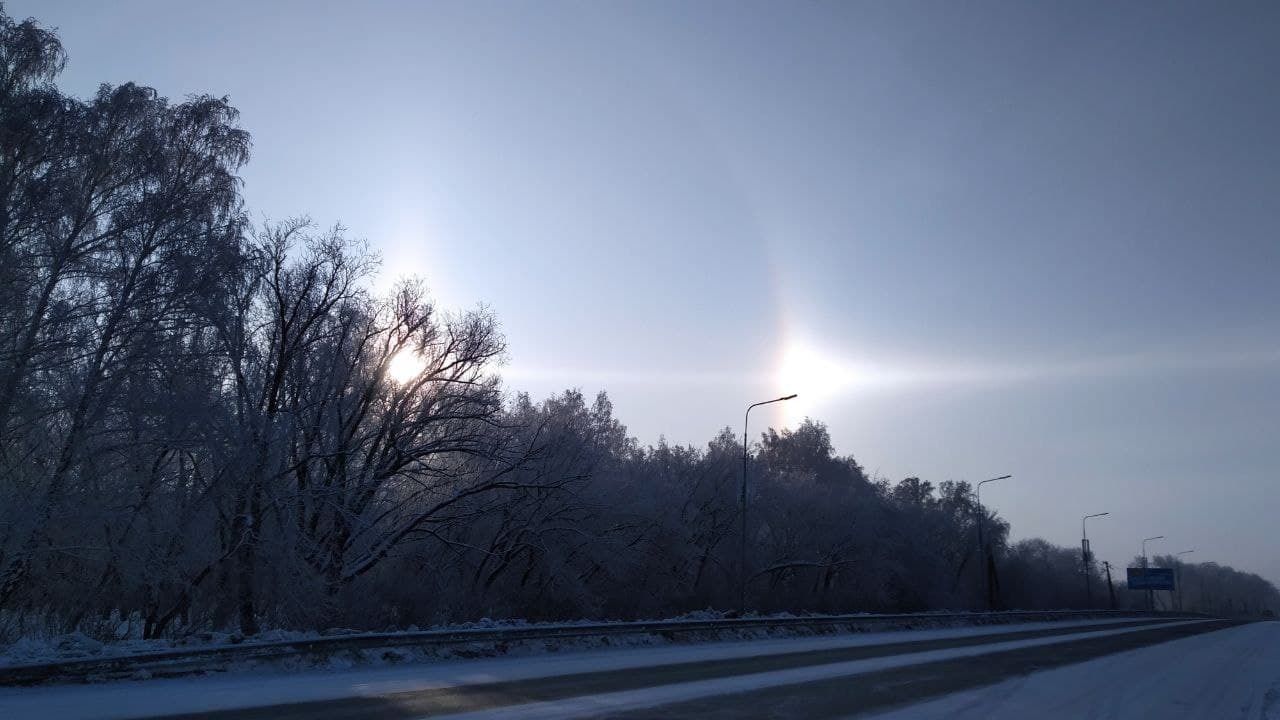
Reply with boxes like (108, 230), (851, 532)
(1142, 535), (1163, 611)
(1141, 535), (1163, 566)
(975, 474), (1011, 610)
(1202, 561), (1219, 615)
(1175, 550), (1194, 611)
(1082, 512), (1109, 607)
(739, 393), (797, 615)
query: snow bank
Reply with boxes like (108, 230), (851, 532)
(0, 609), (1161, 684)
(0, 613), (735, 668)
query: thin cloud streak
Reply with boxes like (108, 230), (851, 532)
(506, 347), (1280, 395)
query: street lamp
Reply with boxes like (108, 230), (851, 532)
(1141, 535), (1164, 612)
(1175, 550), (1194, 611)
(1083, 513), (1110, 540)
(1082, 512), (1109, 606)
(1202, 561), (1219, 615)
(1141, 535), (1163, 567)
(975, 474), (1011, 610)
(739, 393), (797, 614)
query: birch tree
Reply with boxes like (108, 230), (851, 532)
(0, 7), (248, 610)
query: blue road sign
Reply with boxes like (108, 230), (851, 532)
(1127, 567), (1175, 590)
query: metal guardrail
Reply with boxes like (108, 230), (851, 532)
(0, 609), (1201, 686)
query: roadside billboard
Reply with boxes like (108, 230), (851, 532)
(1127, 567), (1175, 591)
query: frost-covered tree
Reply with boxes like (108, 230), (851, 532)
(0, 6), (247, 615)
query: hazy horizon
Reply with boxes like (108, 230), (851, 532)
(14, 0), (1279, 584)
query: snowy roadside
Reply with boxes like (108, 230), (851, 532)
(0, 609), (741, 670)
(0, 610), (1167, 686)
(0, 617), (1180, 720)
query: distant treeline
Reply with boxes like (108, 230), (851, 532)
(1, 7), (1274, 643)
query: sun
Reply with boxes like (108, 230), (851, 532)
(387, 350), (426, 384)
(777, 344), (850, 426)
(776, 343), (906, 426)
(775, 343), (930, 424)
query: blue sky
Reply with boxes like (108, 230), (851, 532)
(16, 0), (1280, 582)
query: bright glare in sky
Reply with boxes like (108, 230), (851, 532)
(777, 344), (853, 426)
(777, 344), (939, 426)
(387, 350), (426, 384)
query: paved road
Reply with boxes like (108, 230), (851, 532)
(599, 620), (1245, 719)
(0, 618), (1243, 719)
(167, 619), (1206, 720)
(865, 620), (1280, 720)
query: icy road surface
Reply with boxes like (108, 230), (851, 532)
(0, 617), (1214, 719)
(865, 620), (1280, 720)
(0, 617), (1144, 719)
(417, 620), (1213, 720)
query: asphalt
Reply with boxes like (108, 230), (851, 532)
(601, 619), (1242, 719)
(147, 618), (1231, 720)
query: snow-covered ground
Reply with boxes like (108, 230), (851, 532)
(0, 610), (730, 667)
(866, 620), (1280, 720)
(1, 610), (1148, 688)
(404, 620), (1212, 720)
(0, 609), (1089, 669)
(0, 617), (1156, 719)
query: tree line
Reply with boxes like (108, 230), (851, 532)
(1, 7), (1274, 644)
